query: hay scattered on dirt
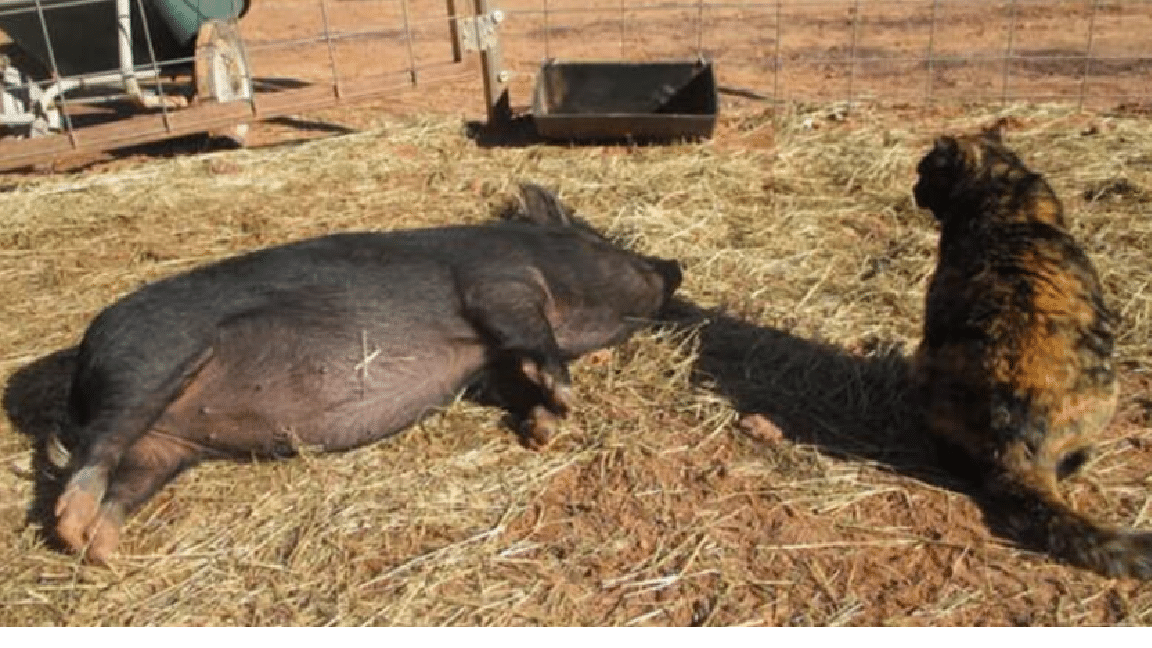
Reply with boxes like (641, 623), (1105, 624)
(2, 102), (1152, 625)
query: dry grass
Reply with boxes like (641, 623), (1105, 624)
(2, 102), (1152, 625)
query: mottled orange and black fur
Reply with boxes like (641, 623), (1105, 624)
(912, 124), (1152, 578)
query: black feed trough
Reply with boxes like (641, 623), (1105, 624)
(530, 58), (718, 143)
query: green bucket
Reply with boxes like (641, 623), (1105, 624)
(150, 0), (248, 46)
(0, 0), (249, 78)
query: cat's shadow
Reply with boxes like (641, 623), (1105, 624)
(661, 298), (1054, 561)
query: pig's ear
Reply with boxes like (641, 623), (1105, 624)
(517, 182), (575, 227)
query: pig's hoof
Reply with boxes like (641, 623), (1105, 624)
(57, 500), (124, 566)
(522, 405), (560, 450)
(545, 380), (574, 416)
(82, 505), (125, 565)
(55, 466), (109, 558)
(518, 358), (573, 415)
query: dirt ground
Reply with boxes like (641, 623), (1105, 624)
(233, 0), (1152, 146)
(2, 0), (1152, 628)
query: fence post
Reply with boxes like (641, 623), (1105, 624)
(618, 0), (627, 57)
(847, 0), (861, 112)
(1079, 0), (1101, 111)
(473, 0), (511, 125)
(1000, 0), (1018, 105)
(543, 0), (551, 59)
(319, 0), (342, 98)
(695, 0), (704, 55)
(924, 0), (939, 106)
(447, 0), (464, 62)
(773, 0), (782, 104)
(399, 0), (419, 85)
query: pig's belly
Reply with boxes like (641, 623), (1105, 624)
(151, 334), (488, 456)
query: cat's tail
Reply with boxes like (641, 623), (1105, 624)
(994, 469), (1152, 579)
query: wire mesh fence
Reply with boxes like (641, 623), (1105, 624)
(490, 0), (1152, 111)
(0, 0), (1146, 169)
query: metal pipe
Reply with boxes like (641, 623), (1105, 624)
(116, 0), (142, 99)
(134, 0), (177, 129)
(116, 0), (185, 108)
(32, 0), (76, 142)
(59, 67), (162, 90)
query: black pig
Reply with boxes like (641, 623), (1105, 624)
(53, 183), (682, 563)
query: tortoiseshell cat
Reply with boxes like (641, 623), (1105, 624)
(912, 123), (1152, 578)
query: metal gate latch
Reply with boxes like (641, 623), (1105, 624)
(459, 9), (504, 53)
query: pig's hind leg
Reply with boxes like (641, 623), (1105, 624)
(55, 347), (213, 563)
(56, 430), (206, 564)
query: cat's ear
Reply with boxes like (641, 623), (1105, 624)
(981, 118), (1008, 144)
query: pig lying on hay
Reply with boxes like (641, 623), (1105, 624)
(53, 182), (682, 564)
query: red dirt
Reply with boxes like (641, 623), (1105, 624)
(2, 0), (1152, 628)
